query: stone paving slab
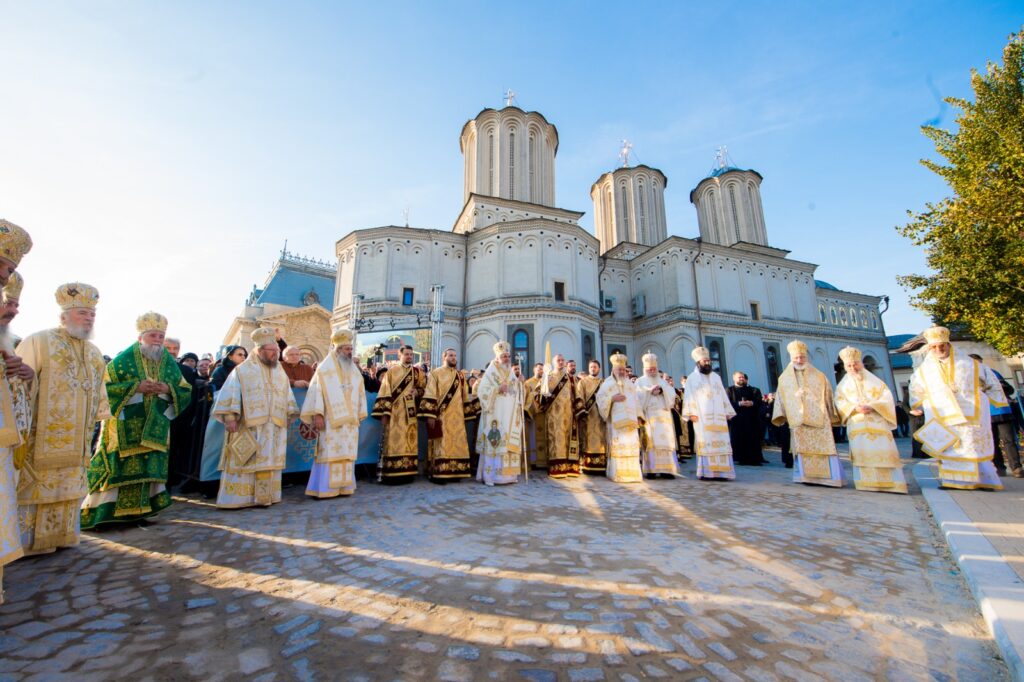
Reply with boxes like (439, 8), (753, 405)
(2, 454), (1008, 681)
(915, 459), (1024, 682)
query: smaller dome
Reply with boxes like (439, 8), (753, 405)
(707, 165), (748, 178)
(815, 280), (839, 291)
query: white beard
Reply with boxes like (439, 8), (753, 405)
(63, 323), (94, 340)
(0, 326), (11, 353)
(793, 362), (807, 370)
(140, 343), (164, 361)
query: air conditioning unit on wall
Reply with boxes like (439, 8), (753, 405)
(599, 290), (617, 313)
(631, 295), (646, 319)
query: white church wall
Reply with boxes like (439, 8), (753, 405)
(467, 238), (501, 302)
(742, 265), (770, 319)
(465, 324), (501, 370)
(728, 337), (765, 389)
(540, 323), (579, 362)
(501, 238), (539, 296)
(714, 258), (745, 314)
(767, 269), (795, 320)
(794, 275), (819, 323)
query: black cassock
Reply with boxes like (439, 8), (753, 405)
(726, 384), (764, 465)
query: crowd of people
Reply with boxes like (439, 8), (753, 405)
(0, 217), (1014, 604)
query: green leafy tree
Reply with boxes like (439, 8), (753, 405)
(898, 29), (1024, 354)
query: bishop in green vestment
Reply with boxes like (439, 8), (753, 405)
(81, 312), (191, 528)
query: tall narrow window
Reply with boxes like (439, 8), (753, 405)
(529, 134), (536, 202)
(706, 337), (727, 381)
(709, 190), (720, 241)
(508, 131), (516, 199)
(603, 189), (612, 245)
(748, 184), (758, 236)
(402, 288), (414, 306)
(512, 329), (530, 369)
(488, 133), (495, 195)
(637, 180), (647, 244)
(729, 185), (740, 240)
(620, 185), (630, 238)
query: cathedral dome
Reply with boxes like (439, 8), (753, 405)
(459, 106), (558, 208)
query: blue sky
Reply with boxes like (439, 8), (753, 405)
(2, 1), (1021, 355)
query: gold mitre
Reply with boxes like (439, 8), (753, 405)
(691, 346), (710, 362)
(3, 271), (23, 303)
(641, 350), (658, 369)
(493, 340), (511, 357)
(839, 346), (861, 365)
(136, 311), (168, 334)
(55, 282), (99, 311)
(923, 326), (950, 346)
(787, 339), (809, 357)
(0, 219), (32, 267)
(251, 327), (277, 347)
(610, 352), (628, 369)
(331, 328), (354, 346)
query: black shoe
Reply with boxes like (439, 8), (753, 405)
(645, 474), (656, 480)
(785, 463), (794, 469)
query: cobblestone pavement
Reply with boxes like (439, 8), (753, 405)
(1, 453), (1008, 681)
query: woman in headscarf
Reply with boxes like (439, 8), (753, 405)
(210, 345), (247, 391)
(200, 345), (249, 494)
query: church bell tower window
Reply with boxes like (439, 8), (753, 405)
(508, 131), (516, 199)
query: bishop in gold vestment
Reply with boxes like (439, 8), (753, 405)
(637, 352), (681, 478)
(419, 348), (476, 482)
(835, 346), (907, 494)
(212, 327), (299, 508)
(300, 329), (367, 498)
(910, 326), (1006, 490)
(371, 345), (425, 483)
(476, 342), (527, 485)
(532, 354), (584, 478)
(17, 282), (109, 553)
(772, 340), (842, 487)
(595, 353), (643, 483)
(577, 360), (607, 474)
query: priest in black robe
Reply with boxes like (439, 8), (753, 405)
(726, 372), (765, 465)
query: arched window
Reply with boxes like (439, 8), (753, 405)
(512, 329), (529, 367)
(839, 308), (848, 326)
(860, 309), (869, 327)
(603, 188), (613, 245)
(508, 130), (516, 199)
(830, 306), (838, 325)
(488, 133), (495, 195)
(708, 338), (727, 380)
(818, 303), (828, 323)
(528, 134), (536, 202)
(729, 184), (740, 240)
(708, 190), (720, 240)
(870, 312), (878, 330)
(764, 343), (781, 392)
(637, 180), (647, 244)
(849, 306), (859, 327)
(619, 184), (630, 237)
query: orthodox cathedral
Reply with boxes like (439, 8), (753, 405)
(226, 104), (892, 393)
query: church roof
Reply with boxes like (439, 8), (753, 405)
(814, 279), (839, 291)
(249, 250), (336, 309)
(887, 333), (916, 350)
